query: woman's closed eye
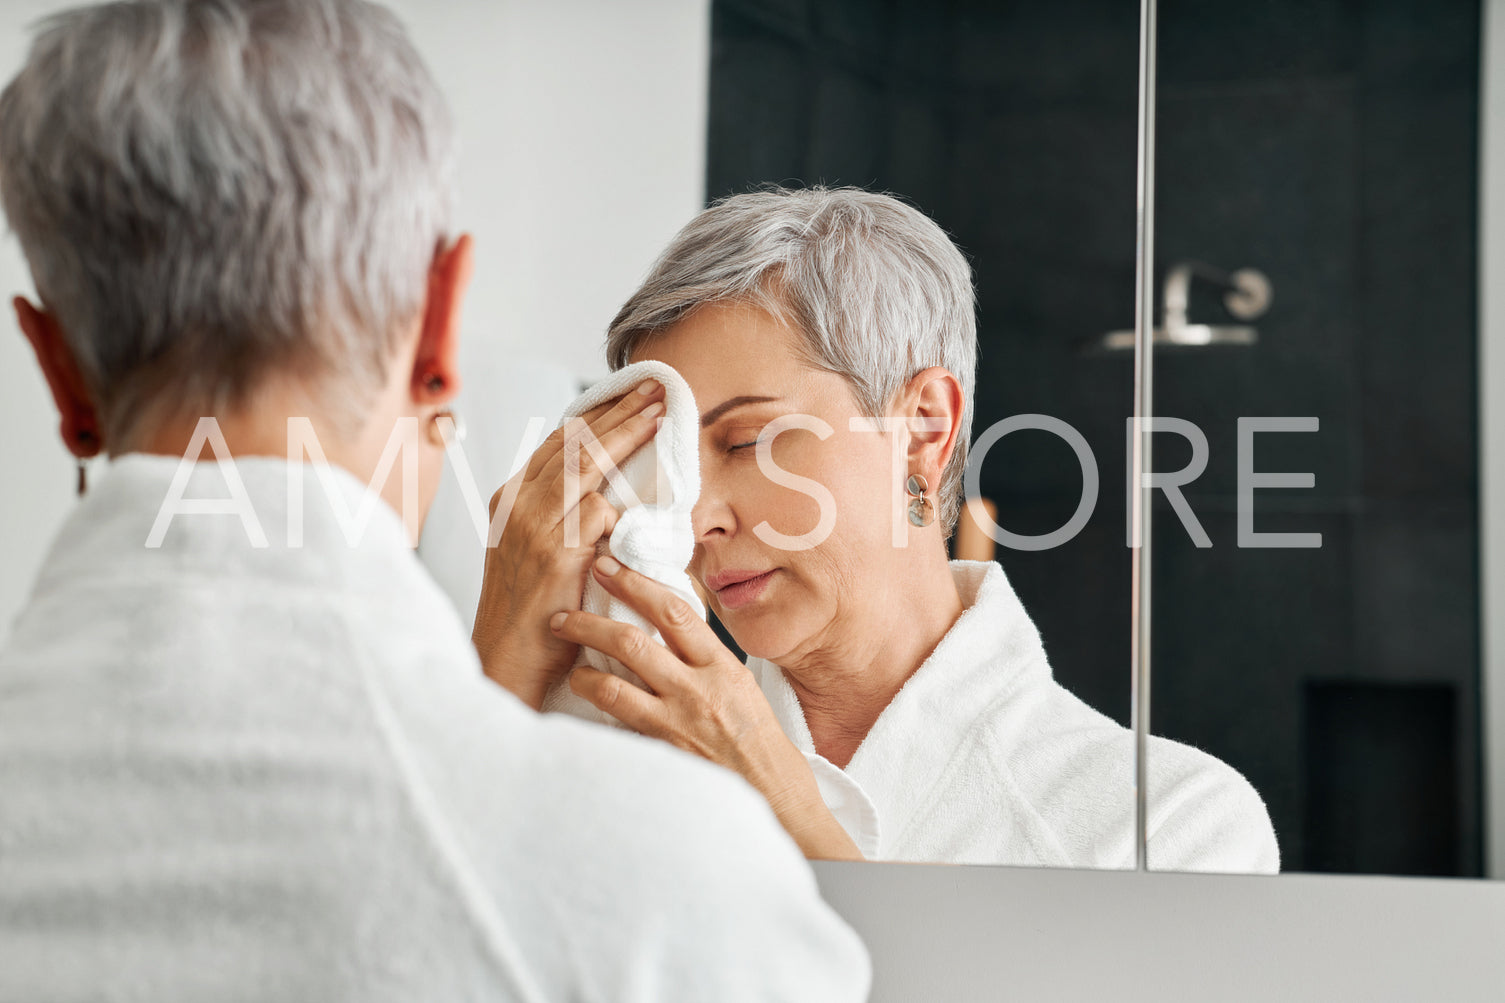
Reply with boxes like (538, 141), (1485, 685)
(722, 427), (767, 454)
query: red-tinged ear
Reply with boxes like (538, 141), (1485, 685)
(409, 233), (473, 404)
(14, 296), (103, 457)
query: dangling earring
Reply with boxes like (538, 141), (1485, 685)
(906, 473), (934, 528)
(427, 407), (466, 448)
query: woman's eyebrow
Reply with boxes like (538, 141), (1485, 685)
(700, 395), (781, 428)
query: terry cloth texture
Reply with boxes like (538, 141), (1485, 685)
(542, 361), (705, 726)
(0, 454), (871, 1001)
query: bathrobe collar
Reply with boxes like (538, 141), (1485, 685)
(749, 560), (1051, 858)
(34, 452), (420, 602)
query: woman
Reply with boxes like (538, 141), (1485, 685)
(480, 187), (1280, 872)
(0, 3), (869, 998)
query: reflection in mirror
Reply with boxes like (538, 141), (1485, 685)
(1148, 0), (1494, 877)
(594, 0), (1277, 870)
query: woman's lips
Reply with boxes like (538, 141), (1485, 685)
(710, 569), (777, 611)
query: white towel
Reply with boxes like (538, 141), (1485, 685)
(542, 361), (704, 726)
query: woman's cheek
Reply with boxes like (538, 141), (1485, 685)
(725, 471), (815, 546)
(771, 483), (830, 544)
(750, 446), (837, 545)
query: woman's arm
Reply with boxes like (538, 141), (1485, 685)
(471, 382), (665, 709)
(550, 556), (864, 861)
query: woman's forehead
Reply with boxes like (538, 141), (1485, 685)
(633, 302), (808, 384)
(629, 301), (862, 419)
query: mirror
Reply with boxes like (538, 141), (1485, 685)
(1143, 0), (1498, 878)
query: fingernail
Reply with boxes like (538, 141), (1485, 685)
(637, 380), (661, 396)
(550, 612), (568, 631)
(596, 555), (621, 576)
(643, 402), (665, 420)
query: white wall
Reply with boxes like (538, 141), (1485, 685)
(385, 0), (710, 384)
(0, 0), (710, 643)
(0, 0), (84, 651)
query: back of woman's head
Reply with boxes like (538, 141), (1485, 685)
(0, 0), (455, 446)
(607, 186), (978, 535)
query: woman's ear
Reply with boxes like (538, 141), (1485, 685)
(410, 233), (474, 404)
(903, 366), (964, 484)
(14, 296), (103, 458)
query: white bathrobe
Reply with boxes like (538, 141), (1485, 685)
(752, 560), (1281, 873)
(0, 455), (869, 1003)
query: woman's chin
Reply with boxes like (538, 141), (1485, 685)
(718, 609), (793, 664)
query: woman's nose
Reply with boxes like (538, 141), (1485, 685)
(692, 481), (734, 542)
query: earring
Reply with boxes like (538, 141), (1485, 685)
(75, 429), (96, 497)
(906, 473), (934, 528)
(427, 407), (466, 448)
(424, 373), (446, 394)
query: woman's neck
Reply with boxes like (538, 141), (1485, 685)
(780, 550), (965, 769)
(128, 377), (431, 545)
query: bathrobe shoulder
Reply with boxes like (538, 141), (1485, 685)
(0, 456), (868, 1003)
(752, 560), (1279, 873)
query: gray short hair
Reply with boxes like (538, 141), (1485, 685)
(607, 187), (977, 535)
(0, 0), (455, 445)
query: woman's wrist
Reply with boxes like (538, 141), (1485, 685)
(472, 628), (549, 711)
(735, 721), (812, 809)
(747, 732), (864, 860)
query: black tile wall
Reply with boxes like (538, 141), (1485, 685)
(1158, 0), (1361, 87)
(707, 7), (812, 188)
(1358, 86), (1479, 499)
(1350, 501), (1481, 868)
(889, 0), (951, 75)
(1304, 681), (1461, 874)
(807, 67), (888, 184)
(949, 0), (1139, 99)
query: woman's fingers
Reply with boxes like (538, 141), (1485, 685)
(565, 401), (665, 499)
(575, 492), (620, 549)
(586, 380), (665, 439)
(589, 558), (723, 666)
(521, 382), (660, 481)
(568, 667), (665, 735)
(531, 381), (665, 491)
(550, 609), (686, 694)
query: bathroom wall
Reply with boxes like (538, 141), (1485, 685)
(0, 0), (712, 642)
(0, 0), (80, 652)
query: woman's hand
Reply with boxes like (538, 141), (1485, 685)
(472, 381), (665, 710)
(551, 556), (864, 861)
